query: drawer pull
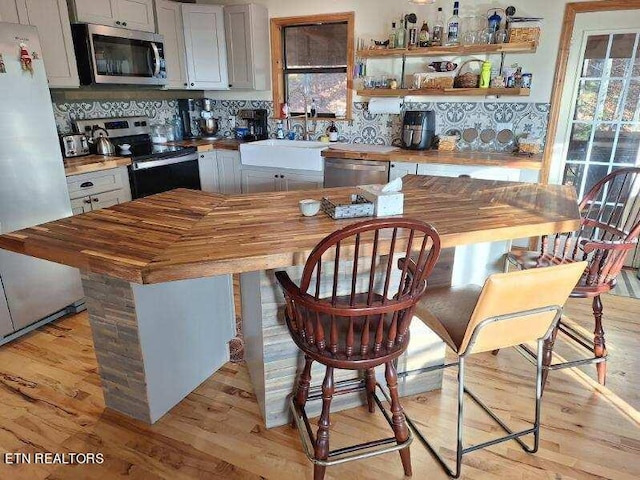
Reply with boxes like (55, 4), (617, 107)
(458, 174), (471, 178)
(80, 181), (94, 188)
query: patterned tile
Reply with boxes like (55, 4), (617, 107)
(52, 98), (550, 147)
(52, 100), (178, 133)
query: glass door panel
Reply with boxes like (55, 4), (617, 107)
(93, 34), (155, 77)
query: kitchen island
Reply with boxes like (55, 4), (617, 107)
(0, 176), (580, 427)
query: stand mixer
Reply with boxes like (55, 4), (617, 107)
(199, 99), (219, 139)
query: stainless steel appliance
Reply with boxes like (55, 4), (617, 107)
(324, 158), (390, 187)
(402, 110), (436, 150)
(0, 23), (84, 343)
(238, 109), (268, 141)
(200, 99), (219, 139)
(90, 127), (116, 155)
(177, 98), (200, 139)
(71, 23), (167, 86)
(60, 133), (90, 158)
(74, 116), (199, 199)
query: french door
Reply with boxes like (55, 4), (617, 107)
(550, 10), (640, 268)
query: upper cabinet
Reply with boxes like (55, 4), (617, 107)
(155, 0), (187, 89)
(67, 0), (155, 32)
(224, 3), (270, 90)
(2, 0), (79, 88)
(182, 4), (229, 90)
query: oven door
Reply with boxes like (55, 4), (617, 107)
(129, 151), (201, 199)
(77, 24), (167, 85)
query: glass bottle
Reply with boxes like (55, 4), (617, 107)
(419, 21), (430, 47)
(446, 1), (461, 47)
(396, 16), (407, 48)
(389, 22), (397, 48)
(432, 8), (445, 46)
(328, 122), (339, 142)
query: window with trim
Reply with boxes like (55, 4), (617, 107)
(271, 13), (354, 119)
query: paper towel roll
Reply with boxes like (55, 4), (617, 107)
(367, 97), (403, 115)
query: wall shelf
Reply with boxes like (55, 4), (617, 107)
(356, 41), (538, 59)
(356, 87), (531, 98)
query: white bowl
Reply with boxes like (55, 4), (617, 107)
(119, 143), (131, 153)
(299, 199), (321, 217)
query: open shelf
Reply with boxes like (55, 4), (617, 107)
(356, 41), (538, 59)
(356, 87), (531, 98)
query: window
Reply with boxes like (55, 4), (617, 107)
(271, 13), (354, 119)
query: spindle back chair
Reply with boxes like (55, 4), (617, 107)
(276, 218), (441, 480)
(508, 167), (640, 385)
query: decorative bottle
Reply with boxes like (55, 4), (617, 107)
(432, 8), (445, 46)
(389, 22), (397, 48)
(479, 61), (492, 88)
(328, 122), (339, 142)
(419, 21), (430, 47)
(396, 16), (407, 48)
(446, 1), (460, 47)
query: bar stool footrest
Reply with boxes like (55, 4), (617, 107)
(290, 381), (413, 467)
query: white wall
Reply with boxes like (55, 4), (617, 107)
(202, 0), (599, 103)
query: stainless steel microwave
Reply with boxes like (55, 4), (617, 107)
(71, 23), (167, 86)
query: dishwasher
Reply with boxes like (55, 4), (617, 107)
(323, 158), (390, 187)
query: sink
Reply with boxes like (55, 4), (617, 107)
(239, 139), (328, 171)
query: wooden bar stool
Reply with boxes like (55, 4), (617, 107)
(508, 167), (640, 386)
(407, 261), (587, 478)
(276, 218), (441, 480)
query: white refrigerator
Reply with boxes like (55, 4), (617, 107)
(0, 23), (83, 341)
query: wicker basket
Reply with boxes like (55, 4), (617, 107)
(508, 26), (541, 43)
(454, 59), (483, 89)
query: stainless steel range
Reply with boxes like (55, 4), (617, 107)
(74, 116), (200, 199)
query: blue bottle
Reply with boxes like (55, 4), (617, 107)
(488, 10), (502, 33)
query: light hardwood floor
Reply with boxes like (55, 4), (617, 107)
(0, 293), (638, 480)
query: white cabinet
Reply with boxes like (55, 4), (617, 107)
(4, 0), (79, 87)
(241, 167), (280, 194)
(154, 0), (187, 89)
(68, 0), (155, 32)
(389, 161), (418, 181)
(66, 166), (132, 215)
(240, 166), (324, 193)
(415, 163), (521, 181)
(224, 3), (270, 90)
(198, 150), (242, 194)
(182, 4), (229, 90)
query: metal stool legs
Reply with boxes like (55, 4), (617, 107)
(406, 339), (545, 479)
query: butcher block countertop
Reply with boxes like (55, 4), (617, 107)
(63, 155), (132, 176)
(322, 147), (543, 170)
(0, 175), (580, 285)
(163, 138), (241, 152)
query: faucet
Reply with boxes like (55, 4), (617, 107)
(287, 86), (317, 140)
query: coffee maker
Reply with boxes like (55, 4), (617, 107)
(177, 99), (200, 139)
(238, 109), (268, 141)
(402, 110), (436, 150)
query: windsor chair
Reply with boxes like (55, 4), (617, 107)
(508, 167), (640, 385)
(275, 218), (441, 480)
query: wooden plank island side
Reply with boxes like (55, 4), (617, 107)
(322, 148), (543, 170)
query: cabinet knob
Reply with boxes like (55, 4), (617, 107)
(122, 22), (127, 27)
(274, 174), (278, 178)
(280, 175), (284, 178)
(93, 198), (99, 202)
(229, 84), (233, 88)
(391, 164), (395, 168)
(200, 154), (205, 158)
(83, 199), (91, 204)
(190, 83), (195, 87)
(184, 83), (188, 86)
(80, 181), (94, 188)
(115, 20), (121, 25)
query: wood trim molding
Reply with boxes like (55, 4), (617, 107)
(270, 12), (355, 120)
(542, 0), (640, 184)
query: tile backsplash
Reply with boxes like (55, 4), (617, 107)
(52, 98), (549, 146)
(53, 100), (179, 133)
